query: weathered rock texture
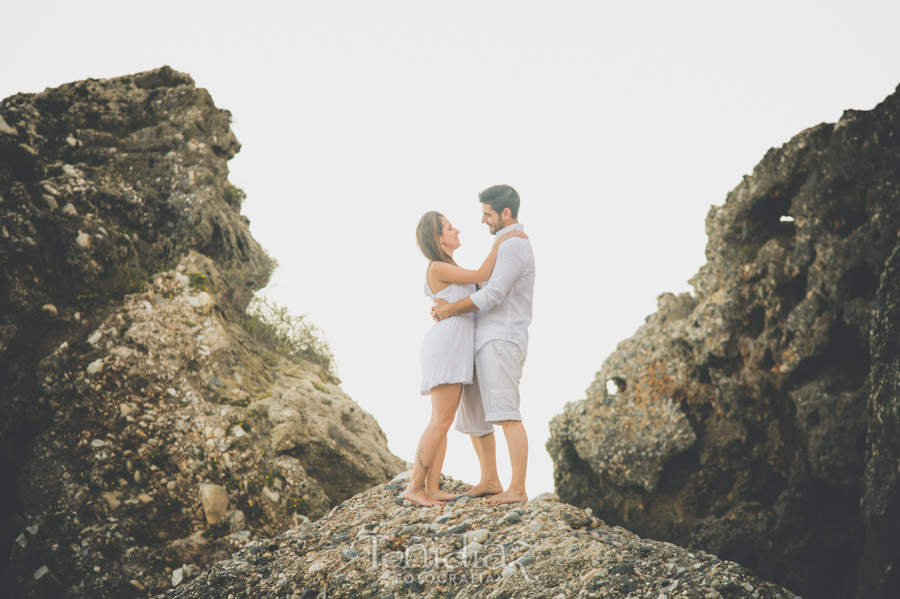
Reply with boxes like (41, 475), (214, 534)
(159, 475), (798, 599)
(548, 85), (900, 599)
(859, 238), (900, 598)
(0, 67), (404, 598)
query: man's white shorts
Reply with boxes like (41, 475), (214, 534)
(455, 340), (525, 436)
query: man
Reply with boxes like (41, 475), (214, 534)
(432, 184), (535, 505)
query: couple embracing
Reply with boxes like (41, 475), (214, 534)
(404, 184), (535, 508)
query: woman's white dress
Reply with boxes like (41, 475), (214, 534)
(420, 273), (476, 395)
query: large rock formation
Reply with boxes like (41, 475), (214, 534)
(0, 68), (404, 598)
(859, 237), (900, 598)
(159, 476), (798, 599)
(548, 85), (900, 599)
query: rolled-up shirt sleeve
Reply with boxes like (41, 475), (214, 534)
(469, 242), (524, 311)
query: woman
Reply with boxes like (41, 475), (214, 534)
(403, 211), (527, 507)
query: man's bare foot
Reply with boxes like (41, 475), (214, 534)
(401, 486), (444, 507)
(426, 488), (461, 501)
(486, 489), (527, 506)
(465, 481), (503, 497)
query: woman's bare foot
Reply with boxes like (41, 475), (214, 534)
(426, 487), (461, 501)
(486, 488), (527, 506)
(465, 481), (503, 497)
(401, 486), (444, 507)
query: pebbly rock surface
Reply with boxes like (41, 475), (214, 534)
(548, 83), (900, 599)
(159, 475), (797, 599)
(0, 68), (404, 598)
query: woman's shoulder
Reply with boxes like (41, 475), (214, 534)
(427, 260), (448, 278)
(428, 260), (458, 276)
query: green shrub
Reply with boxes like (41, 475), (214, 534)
(285, 496), (309, 514)
(202, 523), (229, 539)
(187, 272), (211, 292)
(224, 184), (246, 207)
(244, 293), (336, 377)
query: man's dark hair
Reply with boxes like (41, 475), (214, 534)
(479, 184), (520, 219)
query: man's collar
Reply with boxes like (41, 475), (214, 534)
(495, 222), (524, 236)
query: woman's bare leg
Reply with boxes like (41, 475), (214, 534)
(425, 435), (461, 501)
(403, 383), (462, 507)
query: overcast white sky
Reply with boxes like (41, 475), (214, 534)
(4, 1), (900, 499)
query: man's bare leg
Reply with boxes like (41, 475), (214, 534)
(487, 421), (528, 505)
(465, 432), (503, 497)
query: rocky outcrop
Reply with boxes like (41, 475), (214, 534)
(859, 238), (900, 598)
(548, 85), (900, 599)
(0, 68), (404, 598)
(159, 476), (798, 599)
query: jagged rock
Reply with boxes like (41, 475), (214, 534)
(227, 509), (245, 532)
(858, 236), (900, 598)
(262, 486), (280, 506)
(0, 68), (404, 599)
(1, 66), (271, 534)
(25, 564), (64, 598)
(530, 492), (560, 503)
(157, 477), (797, 599)
(199, 484), (230, 525)
(0, 114), (16, 135)
(548, 84), (900, 599)
(74, 230), (90, 248)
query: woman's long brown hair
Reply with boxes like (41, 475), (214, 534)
(416, 211), (459, 267)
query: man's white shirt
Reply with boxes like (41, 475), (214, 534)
(469, 223), (535, 357)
